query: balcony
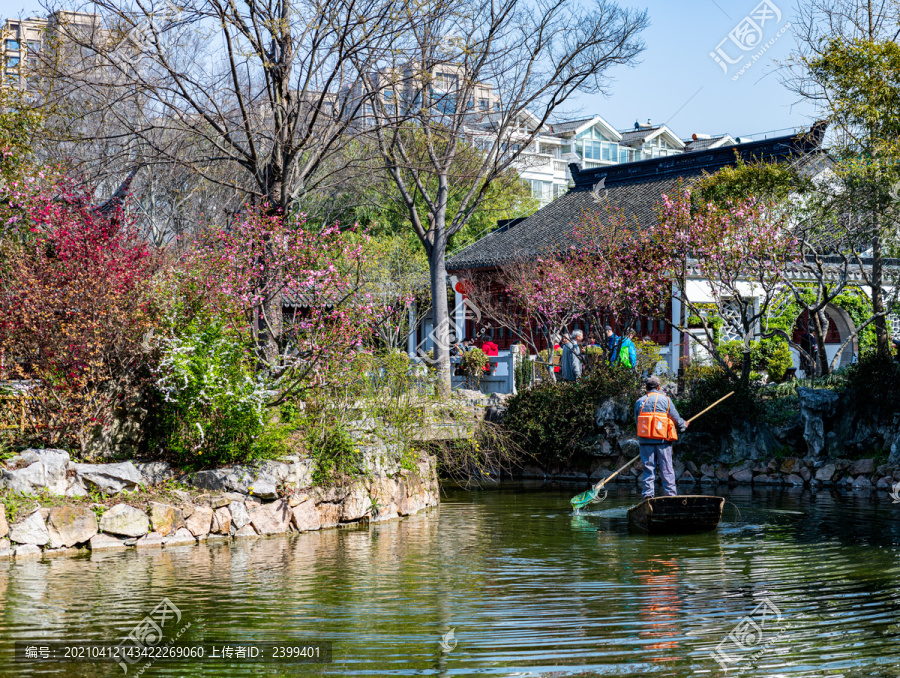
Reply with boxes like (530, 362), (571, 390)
(517, 152), (567, 175)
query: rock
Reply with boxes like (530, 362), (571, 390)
(780, 457), (802, 474)
(99, 504), (149, 537)
(876, 476), (893, 490)
(132, 461), (175, 486)
(210, 495), (231, 509)
(754, 474), (782, 485)
(190, 467), (279, 499)
(679, 471), (695, 483)
(719, 422), (777, 464)
(185, 506), (213, 537)
(685, 461), (699, 475)
(399, 495), (425, 516)
(162, 528), (196, 547)
(595, 398), (629, 436)
(851, 475), (873, 490)
(767, 459), (779, 471)
(14, 543), (42, 558)
(230, 501), (251, 530)
(148, 503), (184, 537)
(815, 462), (837, 482)
(89, 533), (126, 550)
(849, 458), (875, 476)
(211, 507), (232, 534)
(172, 489), (192, 503)
(797, 388), (839, 457)
(9, 511), (50, 545)
(291, 501), (321, 532)
(0, 505), (7, 539)
(715, 466), (730, 481)
(316, 503), (342, 529)
(136, 532), (164, 548)
(877, 464), (895, 477)
(75, 462), (143, 494)
(341, 485), (371, 522)
(731, 469), (754, 483)
(521, 465), (545, 479)
(47, 506), (98, 548)
(700, 463), (715, 478)
(785, 473), (805, 486)
(2, 449), (70, 495)
(619, 438), (640, 457)
(245, 499), (261, 511)
(589, 467), (613, 482)
(249, 499), (291, 535)
(800, 467), (812, 482)
(673, 460), (686, 480)
(0, 538), (10, 559)
(233, 525), (258, 539)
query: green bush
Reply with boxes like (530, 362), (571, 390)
(843, 351), (900, 414)
(502, 364), (641, 465)
(149, 319), (286, 466)
(459, 348), (489, 389)
(676, 367), (761, 436)
(719, 338), (792, 382)
(514, 354), (534, 390)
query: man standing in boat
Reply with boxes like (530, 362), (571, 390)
(635, 376), (688, 498)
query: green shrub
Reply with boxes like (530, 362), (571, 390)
(676, 367), (760, 436)
(514, 354), (534, 390)
(459, 348), (489, 389)
(843, 351), (900, 414)
(149, 319), (286, 466)
(502, 364), (641, 464)
(719, 338), (793, 382)
(305, 419), (363, 486)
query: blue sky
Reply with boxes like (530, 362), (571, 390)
(1, 0), (818, 140)
(574, 0), (817, 140)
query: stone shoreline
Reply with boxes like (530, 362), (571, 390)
(0, 450), (440, 561)
(521, 455), (898, 492)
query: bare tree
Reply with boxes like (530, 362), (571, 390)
(341, 0), (648, 393)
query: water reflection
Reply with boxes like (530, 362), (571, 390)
(0, 486), (899, 676)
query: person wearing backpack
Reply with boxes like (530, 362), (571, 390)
(635, 376), (688, 498)
(616, 329), (638, 370)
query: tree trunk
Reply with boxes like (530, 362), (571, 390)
(813, 308), (830, 376)
(428, 233), (452, 397)
(871, 232), (891, 358)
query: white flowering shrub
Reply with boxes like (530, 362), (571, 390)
(152, 319), (284, 464)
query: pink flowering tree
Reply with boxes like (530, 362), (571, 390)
(571, 205), (675, 362)
(180, 208), (394, 405)
(655, 188), (800, 386)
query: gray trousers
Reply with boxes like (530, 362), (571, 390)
(639, 443), (677, 498)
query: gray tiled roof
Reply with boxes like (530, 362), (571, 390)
(549, 117), (597, 134)
(447, 127), (828, 271)
(683, 135), (733, 152)
(618, 127), (660, 147)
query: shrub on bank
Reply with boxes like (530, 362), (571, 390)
(502, 365), (641, 465)
(843, 351), (900, 415)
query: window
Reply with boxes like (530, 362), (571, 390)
(6, 57), (19, 68)
(528, 179), (552, 201)
(494, 101), (500, 110)
(583, 140), (619, 161)
(434, 71), (458, 91)
(478, 98), (488, 110)
(5, 72), (18, 83)
(5, 39), (19, 50)
(27, 41), (40, 53)
(552, 184), (567, 199)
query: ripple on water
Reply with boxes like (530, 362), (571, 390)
(1, 487), (900, 676)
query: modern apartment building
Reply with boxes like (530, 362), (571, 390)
(0, 11), (100, 90)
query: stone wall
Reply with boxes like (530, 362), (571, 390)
(517, 390), (900, 493)
(0, 450), (439, 561)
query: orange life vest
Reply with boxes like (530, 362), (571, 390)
(637, 393), (678, 442)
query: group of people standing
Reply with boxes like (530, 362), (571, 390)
(558, 325), (639, 383)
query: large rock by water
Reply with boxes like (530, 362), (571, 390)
(148, 502), (184, 537)
(185, 506), (213, 537)
(291, 501), (321, 532)
(2, 449), (71, 495)
(47, 506), (98, 548)
(9, 511), (50, 545)
(99, 504), (149, 537)
(250, 500), (291, 535)
(797, 388), (839, 458)
(0, 505), (7, 539)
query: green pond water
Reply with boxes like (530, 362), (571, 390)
(2, 484), (900, 677)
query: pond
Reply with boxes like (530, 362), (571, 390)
(2, 484), (900, 677)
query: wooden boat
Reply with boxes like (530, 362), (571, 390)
(627, 495), (725, 534)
